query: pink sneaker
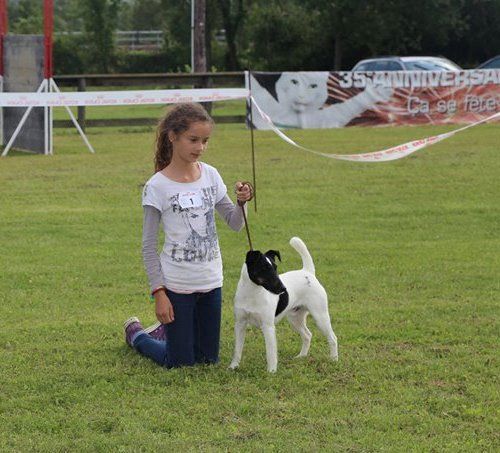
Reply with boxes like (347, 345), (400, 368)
(123, 317), (145, 347)
(144, 321), (166, 342)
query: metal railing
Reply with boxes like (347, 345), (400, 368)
(52, 72), (246, 129)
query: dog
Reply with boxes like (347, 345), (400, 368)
(229, 237), (338, 372)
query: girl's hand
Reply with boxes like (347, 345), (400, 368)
(235, 181), (253, 205)
(154, 290), (174, 324)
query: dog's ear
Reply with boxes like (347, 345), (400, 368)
(246, 250), (261, 265)
(265, 250), (281, 262)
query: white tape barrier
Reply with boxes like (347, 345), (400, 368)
(0, 88), (249, 107)
(1, 86), (497, 162)
(250, 97), (500, 162)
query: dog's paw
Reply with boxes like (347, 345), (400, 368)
(331, 355), (339, 362)
(267, 367), (277, 373)
(228, 362), (239, 370)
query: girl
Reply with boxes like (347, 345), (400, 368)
(124, 103), (253, 368)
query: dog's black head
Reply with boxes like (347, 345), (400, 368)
(245, 249), (286, 294)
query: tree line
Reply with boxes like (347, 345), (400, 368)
(8, 0), (500, 74)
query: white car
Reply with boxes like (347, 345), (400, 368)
(352, 56), (462, 72)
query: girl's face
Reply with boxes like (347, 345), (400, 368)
(169, 121), (212, 164)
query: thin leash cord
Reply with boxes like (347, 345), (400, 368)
(238, 181), (254, 251)
(240, 203), (253, 251)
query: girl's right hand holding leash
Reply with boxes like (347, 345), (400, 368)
(235, 181), (254, 206)
(154, 290), (175, 324)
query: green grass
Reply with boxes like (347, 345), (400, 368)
(1, 122), (499, 451)
(52, 99), (246, 120)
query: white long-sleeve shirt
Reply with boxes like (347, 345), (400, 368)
(141, 163), (247, 293)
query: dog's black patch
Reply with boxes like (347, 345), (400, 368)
(275, 290), (289, 317)
(246, 249), (286, 295)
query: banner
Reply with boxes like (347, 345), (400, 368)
(247, 70), (500, 129)
(0, 87), (249, 107)
(250, 97), (500, 162)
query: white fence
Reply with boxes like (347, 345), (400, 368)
(55, 30), (164, 51)
(115, 30), (163, 50)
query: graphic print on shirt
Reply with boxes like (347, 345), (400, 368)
(170, 185), (219, 263)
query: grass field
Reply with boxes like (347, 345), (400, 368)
(53, 99), (246, 120)
(1, 121), (499, 451)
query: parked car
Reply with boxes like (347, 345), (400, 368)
(476, 55), (500, 69)
(352, 56), (462, 72)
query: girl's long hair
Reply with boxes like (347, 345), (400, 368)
(154, 103), (214, 172)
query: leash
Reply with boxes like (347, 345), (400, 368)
(237, 181), (254, 251)
(240, 202), (253, 251)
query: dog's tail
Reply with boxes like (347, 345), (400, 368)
(289, 237), (315, 275)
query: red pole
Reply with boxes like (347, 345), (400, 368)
(44, 0), (54, 79)
(0, 0), (8, 77)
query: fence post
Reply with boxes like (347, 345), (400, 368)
(77, 77), (86, 132)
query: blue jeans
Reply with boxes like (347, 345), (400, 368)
(133, 288), (222, 368)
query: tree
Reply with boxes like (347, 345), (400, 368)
(9, 0), (498, 74)
(127, 0), (163, 30)
(80, 0), (121, 73)
(244, 2), (322, 70)
(54, 0), (85, 32)
(216, 0), (249, 70)
(9, 0), (43, 34)
(160, 0), (191, 70)
(314, 0), (372, 70)
(371, 0), (465, 56)
(303, 0), (466, 70)
(193, 0), (208, 72)
(444, 0), (500, 67)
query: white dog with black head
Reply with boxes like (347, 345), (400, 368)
(229, 237), (338, 373)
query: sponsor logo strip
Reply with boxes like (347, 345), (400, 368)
(0, 88), (249, 107)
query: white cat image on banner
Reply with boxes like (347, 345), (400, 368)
(249, 72), (393, 129)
